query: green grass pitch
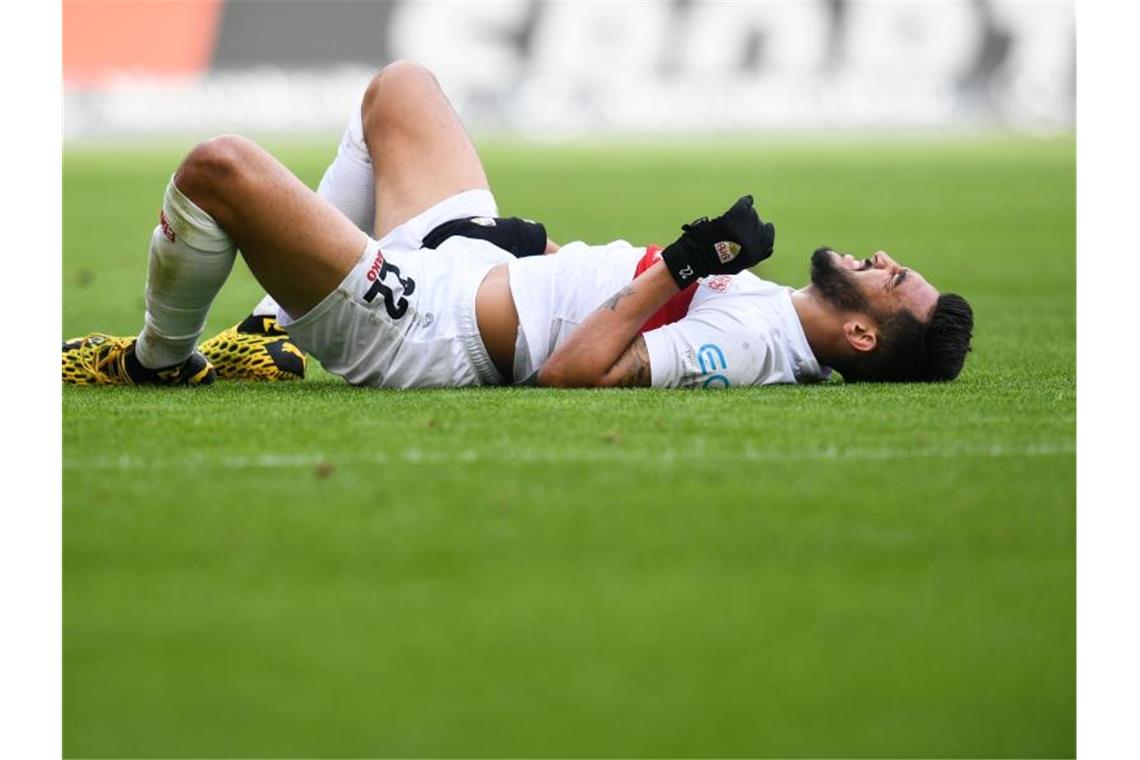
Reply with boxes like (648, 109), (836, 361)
(63, 136), (1074, 757)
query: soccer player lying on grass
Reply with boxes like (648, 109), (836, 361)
(62, 61), (973, 389)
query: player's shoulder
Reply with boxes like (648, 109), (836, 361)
(697, 269), (781, 300)
(689, 271), (797, 335)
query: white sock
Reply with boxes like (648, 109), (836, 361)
(251, 294), (279, 317)
(135, 179), (237, 369)
(317, 104), (376, 233)
(251, 104), (376, 321)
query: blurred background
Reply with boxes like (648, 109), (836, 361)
(64, 0), (1073, 141)
(62, 4), (1077, 757)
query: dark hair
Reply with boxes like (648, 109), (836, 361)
(831, 293), (974, 383)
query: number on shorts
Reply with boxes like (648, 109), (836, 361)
(364, 260), (416, 320)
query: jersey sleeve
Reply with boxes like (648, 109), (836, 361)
(640, 303), (785, 388)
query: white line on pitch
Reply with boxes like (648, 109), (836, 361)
(63, 441), (1076, 472)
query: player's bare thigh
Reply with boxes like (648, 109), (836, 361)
(174, 135), (368, 318)
(360, 60), (491, 239)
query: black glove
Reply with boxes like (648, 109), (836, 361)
(660, 195), (775, 289)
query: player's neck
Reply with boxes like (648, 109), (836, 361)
(790, 286), (848, 364)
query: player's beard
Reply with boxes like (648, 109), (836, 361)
(810, 248), (869, 313)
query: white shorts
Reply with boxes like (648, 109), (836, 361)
(279, 189), (515, 388)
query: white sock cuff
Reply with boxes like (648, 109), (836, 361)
(343, 104), (371, 163)
(252, 294), (279, 317)
(162, 178), (234, 253)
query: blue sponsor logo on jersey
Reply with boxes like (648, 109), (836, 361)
(697, 344), (730, 388)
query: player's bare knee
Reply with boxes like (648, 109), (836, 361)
(175, 135), (256, 203)
(368, 60), (439, 100)
(361, 60), (441, 133)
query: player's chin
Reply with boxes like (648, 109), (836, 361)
(811, 247), (838, 268)
(809, 246), (855, 286)
(813, 247), (861, 271)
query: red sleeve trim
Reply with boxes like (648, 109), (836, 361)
(635, 245), (698, 334)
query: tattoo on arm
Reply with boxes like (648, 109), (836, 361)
(601, 285), (636, 311)
(606, 337), (653, 387)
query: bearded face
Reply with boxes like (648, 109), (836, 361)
(810, 247), (871, 314)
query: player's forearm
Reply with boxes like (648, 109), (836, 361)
(537, 261), (677, 387)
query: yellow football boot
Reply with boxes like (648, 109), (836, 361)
(197, 314), (306, 381)
(62, 334), (216, 386)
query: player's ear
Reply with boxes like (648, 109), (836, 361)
(842, 319), (877, 353)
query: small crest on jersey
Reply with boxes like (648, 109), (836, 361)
(714, 240), (740, 263)
(707, 275), (732, 292)
(471, 217), (497, 227)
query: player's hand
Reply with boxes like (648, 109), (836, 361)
(660, 195), (775, 288)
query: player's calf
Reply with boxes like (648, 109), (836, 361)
(133, 175), (239, 370)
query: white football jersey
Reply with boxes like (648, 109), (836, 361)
(640, 272), (830, 388)
(508, 240), (643, 382)
(507, 240), (830, 387)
